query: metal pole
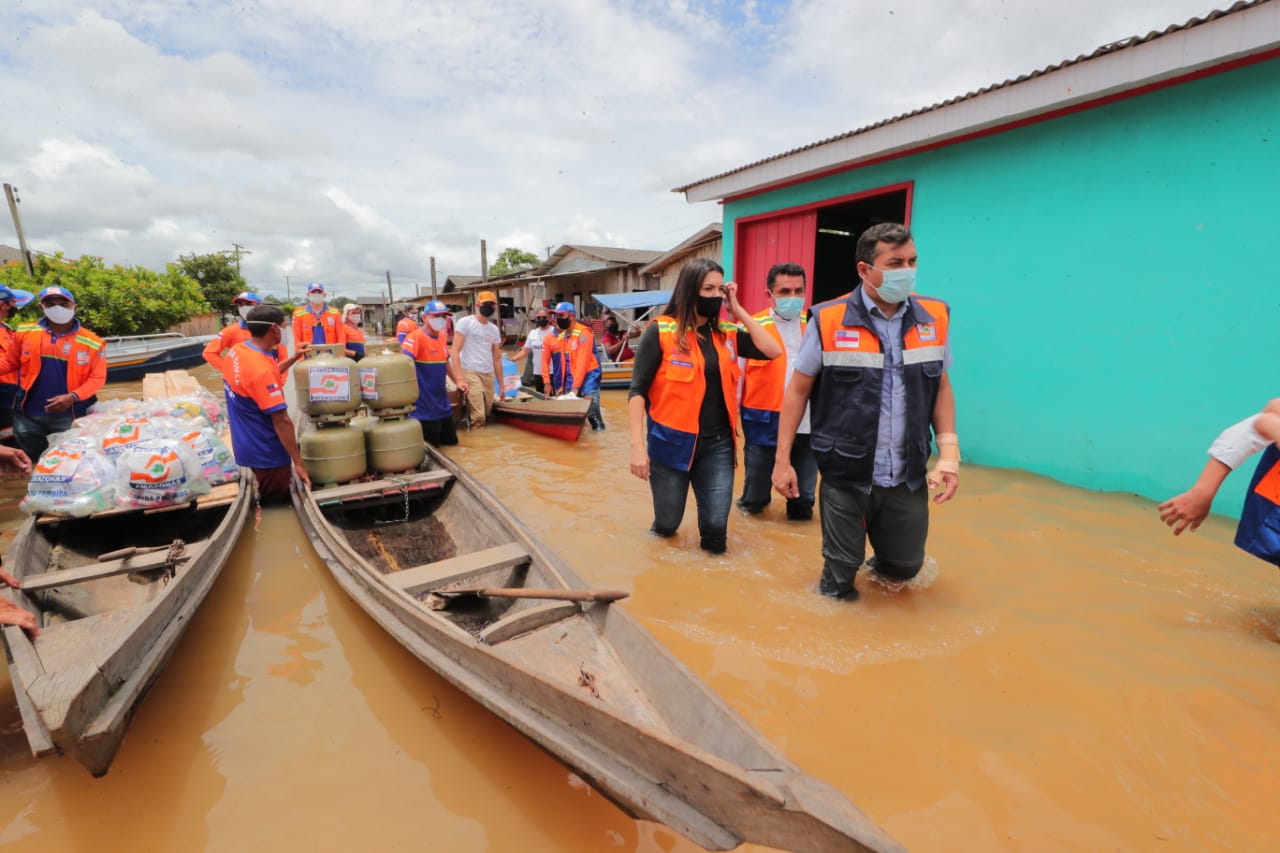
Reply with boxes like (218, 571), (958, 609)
(4, 183), (35, 277)
(385, 270), (394, 304)
(481, 240), (488, 284)
(430, 256), (437, 297)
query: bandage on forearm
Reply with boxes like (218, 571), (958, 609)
(930, 432), (961, 481)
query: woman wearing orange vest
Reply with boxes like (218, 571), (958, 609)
(627, 258), (781, 554)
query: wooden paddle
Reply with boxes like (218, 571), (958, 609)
(427, 586), (629, 611)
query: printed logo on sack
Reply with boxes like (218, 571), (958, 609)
(308, 367), (351, 402)
(834, 330), (861, 348)
(130, 449), (181, 485)
(917, 324), (936, 342)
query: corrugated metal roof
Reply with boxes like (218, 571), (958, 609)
(638, 223), (723, 275)
(674, 0), (1271, 194)
(567, 245), (664, 265)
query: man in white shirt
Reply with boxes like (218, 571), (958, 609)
(510, 305), (551, 395)
(738, 263), (817, 520)
(451, 290), (505, 427)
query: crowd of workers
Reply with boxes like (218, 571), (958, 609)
(2, 222), (1279, 638)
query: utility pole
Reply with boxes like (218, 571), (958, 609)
(3, 183), (35, 277)
(480, 239), (488, 285)
(429, 256), (437, 297)
(385, 270), (394, 304)
(284, 275), (294, 302)
(231, 242), (251, 273)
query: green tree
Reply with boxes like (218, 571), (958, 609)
(330, 296), (355, 309)
(488, 247), (542, 276)
(0, 254), (210, 337)
(176, 252), (246, 317)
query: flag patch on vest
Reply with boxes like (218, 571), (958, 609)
(834, 330), (861, 348)
(76, 351), (90, 366)
(917, 324), (936, 342)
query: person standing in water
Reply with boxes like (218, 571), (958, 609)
(203, 291), (298, 373)
(773, 223), (959, 601)
(627, 258), (781, 554)
(1161, 399), (1280, 568)
(510, 306), (552, 395)
(542, 302), (606, 430)
(402, 301), (468, 446)
(451, 291), (504, 428)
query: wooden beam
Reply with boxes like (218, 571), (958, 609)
(313, 469), (453, 504)
(386, 543), (530, 593)
(2, 625), (56, 756)
(479, 601), (581, 645)
(22, 550), (194, 592)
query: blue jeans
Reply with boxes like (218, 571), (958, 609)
(740, 434), (817, 519)
(648, 431), (734, 553)
(12, 410), (74, 462)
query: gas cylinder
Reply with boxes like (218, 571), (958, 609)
(365, 416), (426, 474)
(293, 344), (360, 420)
(359, 344), (419, 412)
(300, 424), (367, 485)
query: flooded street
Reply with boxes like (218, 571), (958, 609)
(1, 372), (1279, 851)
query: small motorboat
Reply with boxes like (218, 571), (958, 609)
(104, 333), (215, 383)
(492, 392), (590, 442)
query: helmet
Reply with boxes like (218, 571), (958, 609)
(233, 291), (261, 305)
(425, 300), (450, 315)
(553, 301), (575, 314)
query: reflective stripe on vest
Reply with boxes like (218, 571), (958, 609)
(646, 315), (740, 471)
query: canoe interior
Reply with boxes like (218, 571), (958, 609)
(25, 503), (232, 622)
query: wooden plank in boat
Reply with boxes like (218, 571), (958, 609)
(141, 373), (168, 400)
(163, 369), (204, 397)
(21, 549), (194, 592)
(479, 601), (580, 645)
(386, 543), (530, 594)
(313, 469), (454, 504)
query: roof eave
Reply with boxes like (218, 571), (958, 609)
(679, 1), (1280, 203)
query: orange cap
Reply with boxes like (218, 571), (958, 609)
(477, 291), (498, 304)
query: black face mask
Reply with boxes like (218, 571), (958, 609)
(555, 316), (572, 330)
(479, 304), (496, 317)
(534, 317), (549, 327)
(695, 295), (723, 320)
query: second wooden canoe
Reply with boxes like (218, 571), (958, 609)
(491, 394), (590, 442)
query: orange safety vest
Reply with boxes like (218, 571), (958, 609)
(395, 316), (418, 342)
(4, 322), (107, 416)
(1236, 446), (1280, 566)
(203, 322), (288, 372)
(740, 309), (805, 447)
(809, 289), (949, 489)
(645, 315), (741, 471)
(292, 305), (346, 348)
(541, 321), (600, 395)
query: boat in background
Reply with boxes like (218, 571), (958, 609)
(104, 333), (215, 383)
(593, 289), (670, 391)
(291, 446), (904, 853)
(492, 393), (590, 442)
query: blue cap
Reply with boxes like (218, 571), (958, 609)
(0, 285), (34, 308)
(425, 300), (449, 315)
(553, 301), (575, 313)
(306, 281), (325, 293)
(38, 285), (75, 304)
(233, 291), (261, 304)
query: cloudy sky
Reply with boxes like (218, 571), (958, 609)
(0, 0), (1223, 301)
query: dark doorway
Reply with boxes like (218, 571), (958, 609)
(812, 188), (909, 304)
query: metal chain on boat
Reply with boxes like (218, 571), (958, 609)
(161, 539), (186, 584)
(374, 477), (411, 526)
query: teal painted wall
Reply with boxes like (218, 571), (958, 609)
(723, 58), (1279, 518)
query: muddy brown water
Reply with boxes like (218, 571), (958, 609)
(1, 367), (1278, 851)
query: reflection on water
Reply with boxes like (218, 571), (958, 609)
(1, 375), (1278, 851)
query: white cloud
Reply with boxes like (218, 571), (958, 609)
(0, 0), (1233, 301)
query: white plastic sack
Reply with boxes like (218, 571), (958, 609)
(21, 434), (118, 517)
(112, 437), (211, 510)
(177, 425), (239, 486)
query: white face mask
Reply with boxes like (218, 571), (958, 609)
(308, 293), (324, 306)
(238, 304), (254, 320)
(43, 305), (75, 325)
(428, 316), (449, 332)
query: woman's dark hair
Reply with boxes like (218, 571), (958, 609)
(663, 258), (725, 353)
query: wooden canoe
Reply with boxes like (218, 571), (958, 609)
(1, 370), (253, 776)
(491, 393), (590, 442)
(292, 448), (904, 852)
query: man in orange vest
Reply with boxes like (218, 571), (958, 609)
(203, 291), (298, 373)
(0, 286), (108, 462)
(542, 302), (605, 429)
(738, 262), (816, 520)
(395, 305), (420, 343)
(0, 284), (35, 439)
(292, 282), (347, 351)
(773, 224), (959, 601)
